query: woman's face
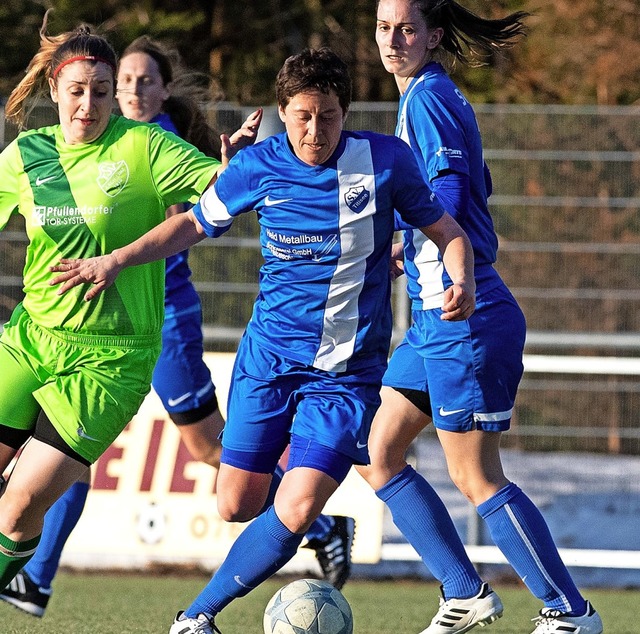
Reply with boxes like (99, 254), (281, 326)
(116, 52), (169, 122)
(376, 0), (441, 85)
(278, 89), (346, 166)
(49, 61), (114, 144)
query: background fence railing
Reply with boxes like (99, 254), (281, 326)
(1, 102), (639, 458)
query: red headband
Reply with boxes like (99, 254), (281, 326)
(52, 55), (116, 79)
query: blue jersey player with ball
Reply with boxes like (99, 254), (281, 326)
(51, 47), (476, 634)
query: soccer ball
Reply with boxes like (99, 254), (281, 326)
(263, 578), (353, 634)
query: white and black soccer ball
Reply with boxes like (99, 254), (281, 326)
(263, 578), (353, 634)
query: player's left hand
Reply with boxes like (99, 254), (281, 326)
(220, 107), (263, 165)
(440, 282), (476, 321)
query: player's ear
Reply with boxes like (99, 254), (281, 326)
(278, 105), (286, 123)
(49, 77), (58, 103)
(427, 27), (444, 50)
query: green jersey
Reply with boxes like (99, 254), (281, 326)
(0, 115), (219, 336)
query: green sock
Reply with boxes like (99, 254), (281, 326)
(0, 531), (41, 591)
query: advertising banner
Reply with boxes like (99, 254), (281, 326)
(61, 353), (385, 571)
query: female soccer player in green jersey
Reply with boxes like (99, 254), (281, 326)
(0, 35), (351, 619)
(0, 12), (260, 596)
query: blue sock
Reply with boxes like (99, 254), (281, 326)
(260, 466), (284, 512)
(23, 481), (90, 589)
(303, 514), (335, 542)
(478, 482), (586, 614)
(264, 466), (334, 543)
(186, 505), (304, 617)
(377, 465), (482, 600)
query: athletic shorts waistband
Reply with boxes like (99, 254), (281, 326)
(41, 325), (162, 349)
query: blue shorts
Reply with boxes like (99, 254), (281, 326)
(383, 283), (526, 432)
(152, 305), (217, 420)
(220, 333), (383, 473)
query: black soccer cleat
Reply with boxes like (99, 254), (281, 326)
(0, 570), (52, 618)
(303, 515), (355, 590)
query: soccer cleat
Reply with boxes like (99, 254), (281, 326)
(169, 611), (222, 634)
(302, 515), (355, 590)
(419, 582), (503, 633)
(530, 601), (603, 634)
(0, 570), (52, 618)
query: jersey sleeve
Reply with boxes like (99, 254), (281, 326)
(193, 150), (258, 238)
(147, 126), (219, 208)
(407, 88), (470, 181)
(0, 141), (21, 231)
(392, 139), (446, 228)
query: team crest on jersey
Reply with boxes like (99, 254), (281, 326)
(344, 185), (370, 213)
(97, 161), (129, 197)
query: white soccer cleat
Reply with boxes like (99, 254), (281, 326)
(530, 601), (603, 634)
(419, 582), (503, 633)
(169, 610), (221, 634)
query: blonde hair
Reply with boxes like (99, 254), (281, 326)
(5, 10), (117, 129)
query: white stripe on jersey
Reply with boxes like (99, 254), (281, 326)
(313, 137), (377, 372)
(198, 186), (234, 230)
(398, 76), (446, 309)
(412, 232), (446, 308)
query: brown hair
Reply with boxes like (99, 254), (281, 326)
(120, 36), (222, 159)
(5, 9), (117, 129)
(276, 47), (352, 114)
(380, 0), (529, 70)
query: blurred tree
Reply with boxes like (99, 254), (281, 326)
(502, 0), (640, 105)
(1, 0), (639, 105)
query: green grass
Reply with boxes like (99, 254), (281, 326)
(0, 571), (636, 633)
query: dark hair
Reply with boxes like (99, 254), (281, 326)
(276, 47), (352, 114)
(120, 35), (222, 159)
(382, 0), (529, 69)
(6, 10), (117, 128)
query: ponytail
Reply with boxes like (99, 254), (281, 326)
(415, 0), (529, 69)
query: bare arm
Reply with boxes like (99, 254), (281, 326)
(420, 212), (476, 321)
(50, 210), (205, 301)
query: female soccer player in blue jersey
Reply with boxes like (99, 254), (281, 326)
(355, 2), (603, 634)
(0, 35), (351, 619)
(0, 13), (259, 612)
(50, 47), (476, 634)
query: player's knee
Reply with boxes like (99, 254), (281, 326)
(449, 469), (507, 506)
(274, 496), (319, 534)
(360, 444), (407, 490)
(0, 485), (41, 537)
(216, 492), (264, 523)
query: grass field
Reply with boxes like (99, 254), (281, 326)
(0, 571), (637, 634)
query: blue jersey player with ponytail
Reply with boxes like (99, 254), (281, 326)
(356, 2), (603, 634)
(50, 47), (476, 634)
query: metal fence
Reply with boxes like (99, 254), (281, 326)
(2, 102), (640, 456)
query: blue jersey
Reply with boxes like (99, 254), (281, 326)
(397, 62), (501, 310)
(150, 112), (200, 318)
(193, 130), (445, 373)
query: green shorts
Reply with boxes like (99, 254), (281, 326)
(0, 304), (161, 464)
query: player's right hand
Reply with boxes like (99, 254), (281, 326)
(50, 254), (122, 301)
